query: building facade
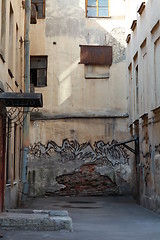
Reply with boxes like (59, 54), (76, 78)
(28, 0), (132, 197)
(0, 0), (25, 211)
(126, 0), (160, 210)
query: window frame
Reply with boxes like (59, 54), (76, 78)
(86, 0), (110, 18)
(30, 55), (48, 88)
(0, 0), (6, 62)
(31, 0), (45, 19)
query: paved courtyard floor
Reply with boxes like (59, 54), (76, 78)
(1, 196), (160, 240)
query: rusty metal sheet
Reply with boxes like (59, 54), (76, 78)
(80, 45), (112, 65)
(0, 92), (43, 107)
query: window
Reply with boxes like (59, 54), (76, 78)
(6, 117), (11, 184)
(15, 24), (19, 84)
(135, 65), (139, 116)
(128, 64), (132, 118)
(8, 3), (14, 77)
(30, 56), (47, 87)
(154, 37), (160, 106)
(13, 123), (17, 180)
(31, 0), (45, 19)
(86, 0), (109, 18)
(80, 45), (112, 79)
(0, 0), (6, 61)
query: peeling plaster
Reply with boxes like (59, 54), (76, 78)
(28, 139), (131, 196)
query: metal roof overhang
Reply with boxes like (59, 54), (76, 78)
(0, 92), (43, 107)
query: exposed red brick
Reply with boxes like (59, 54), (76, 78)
(55, 164), (118, 196)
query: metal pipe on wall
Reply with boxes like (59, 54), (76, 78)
(21, 0), (31, 202)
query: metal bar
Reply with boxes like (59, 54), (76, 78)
(111, 137), (138, 147)
(110, 137), (138, 155)
(123, 143), (135, 154)
(96, 0), (99, 16)
(22, 0), (31, 203)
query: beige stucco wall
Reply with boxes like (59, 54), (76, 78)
(0, 0), (25, 93)
(30, 0), (127, 115)
(0, 0), (25, 209)
(30, 118), (129, 146)
(28, 0), (131, 197)
(126, 0), (160, 211)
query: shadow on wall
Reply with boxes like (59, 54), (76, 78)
(45, 0), (126, 105)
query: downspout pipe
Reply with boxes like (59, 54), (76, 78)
(21, 0), (31, 202)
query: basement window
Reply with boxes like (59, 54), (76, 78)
(86, 0), (109, 18)
(31, 0), (45, 19)
(30, 56), (47, 87)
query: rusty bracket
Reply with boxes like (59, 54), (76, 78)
(111, 136), (139, 155)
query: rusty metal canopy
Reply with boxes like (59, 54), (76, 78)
(0, 92), (43, 107)
(79, 45), (112, 66)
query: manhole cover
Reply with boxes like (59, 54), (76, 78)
(69, 201), (96, 204)
(61, 205), (102, 209)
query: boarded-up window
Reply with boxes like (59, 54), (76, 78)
(86, 0), (109, 18)
(31, 0), (45, 19)
(30, 56), (47, 87)
(80, 45), (112, 66)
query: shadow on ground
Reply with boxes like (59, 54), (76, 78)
(1, 196), (160, 240)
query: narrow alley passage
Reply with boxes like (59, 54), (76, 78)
(1, 196), (160, 240)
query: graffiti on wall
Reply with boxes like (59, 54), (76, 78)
(28, 139), (131, 197)
(29, 139), (129, 166)
(141, 140), (152, 197)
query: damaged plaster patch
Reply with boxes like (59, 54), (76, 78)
(28, 139), (131, 196)
(95, 166), (115, 182)
(106, 28), (126, 64)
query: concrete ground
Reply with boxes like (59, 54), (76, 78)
(1, 196), (160, 240)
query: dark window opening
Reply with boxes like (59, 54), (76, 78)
(30, 56), (47, 87)
(30, 69), (37, 86)
(136, 65), (139, 115)
(13, 123), (17, 180)
(6, 117), (11, 184)
(31, 0), (45, 19)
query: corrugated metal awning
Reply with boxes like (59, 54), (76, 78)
(0, 92), (43, 107)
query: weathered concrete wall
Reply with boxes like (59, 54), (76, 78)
(28, 118), (131, 196)
(28, 138), (131, 196)
(138, 111), (160, 211)
(29, 0), (130, 197)
(30, 0), (127, 115)
(126, 0), (160, 211)
(4, 184), (19, 210)
(0, 0), (25, 210)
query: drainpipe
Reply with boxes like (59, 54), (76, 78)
(21, 0), (31, 202)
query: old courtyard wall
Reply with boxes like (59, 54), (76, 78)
(28, 0), (131, 196)
(126, 0), (160, 210)
(0, 0), (25, 209)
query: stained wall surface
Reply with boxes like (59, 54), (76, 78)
(0, 0), (25, 209)
(28, 0), (131, 196)
(126, 0), (160, 211)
